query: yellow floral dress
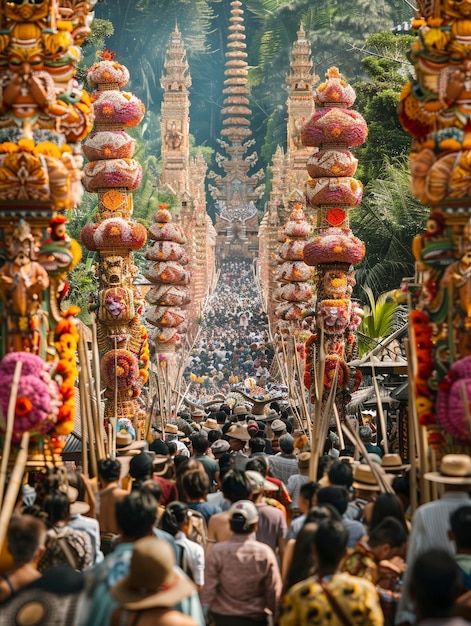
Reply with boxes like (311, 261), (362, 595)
(280, 572), (384, 626)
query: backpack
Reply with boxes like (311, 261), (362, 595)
(187, 509), (207, 551)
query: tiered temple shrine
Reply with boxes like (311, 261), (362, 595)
(209, 0), (264, 260)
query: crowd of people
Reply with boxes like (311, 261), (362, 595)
(1, 399), (471, 626)
(2, 260), (471, 625)
(184, 261), (274, 396)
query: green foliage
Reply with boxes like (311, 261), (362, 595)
(84, 18), (114, 49)
(351, 157), (430, 298)
(64, 256), (96, 325)
(357, 287), (404, 356)
(353, 32), (415, 182)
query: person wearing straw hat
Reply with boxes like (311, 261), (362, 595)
(381, 454), (411, 476)
(110, 536), (197, 626)
(226, 423), (251, 471)
(345, 464), (382, 523)
(396, 454), (471, 626)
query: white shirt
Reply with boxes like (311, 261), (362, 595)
(175, 530), (205, 586)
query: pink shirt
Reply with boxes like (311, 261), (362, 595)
(201, 532), (283, 620)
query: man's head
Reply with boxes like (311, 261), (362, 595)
(221, 469), (252, 504)
(368, 516), (407, 561)
(7, 514), (46, 565)
(271, 419), (286, 436)
(279, 434), (294, 455)
(43, 490), (70, 524)
(299, 481), (320, 514)
(328, 460), (353, 489)
(191, 408), (206, 424)
(246, 457), (268, 477)
(450, 505), (471, 551)
(191, 433), (210, 455)
(227, 423), (250, 451)
(181, 468), (210, 500)
(98, 458), (121, 484)
(248, 436), (266, 454)
(411, 549), (461, 619)
(359, 425), (373, 442)
(316, 485), (350, 516)
(229, 500), (259, 534)
(129, 452), (154, 482)
(115, 491), (157, 540)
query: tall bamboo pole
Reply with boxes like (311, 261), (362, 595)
(0, 360), (22, 506)
(0, 432), (30, 555)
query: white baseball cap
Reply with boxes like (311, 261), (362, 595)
(229, 500), (259, 525)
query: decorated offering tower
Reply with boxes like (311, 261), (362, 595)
(301, 68), (367, 457)
(80, 51), (149, 449)
(259, 26), (315, 331)
(144, 204), (190, 355)
(399, 0), (471, 455)
(0, 0), (95, 455)
(274, 203), (314, 328)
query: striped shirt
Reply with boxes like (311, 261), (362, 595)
(395, 490), (471, 626)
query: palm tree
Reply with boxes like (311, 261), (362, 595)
(351, 157), (430, 297)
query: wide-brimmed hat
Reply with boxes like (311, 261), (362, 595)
(233, 405), (249, 417)
(66, 485), (90, 516)
(152, 455), (172, 476)
(352, 464), (382, 491)
(263, 410), (278, 422)
(424, 454), (471, 485)
(271, 419), (286, 433)
(191, 407), (206, 419)
(164, 423), (184, 436)
(227, 423), (251, 442)
(0, 589), (81, 625)
(381, 453), (410, 473)
(202, 418), (218, 430)
(298, 451), (311, 475)
(116, 432), (147, 456)
(111, 537), (195, 609)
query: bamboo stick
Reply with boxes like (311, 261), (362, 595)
(90, 313), (106, 459)
(370, 361), (389, 454)
(79, 331), (98, 478)
(80, 373), (89, 477)
(405, 338), (418, 515)
(333, 404), (346, 451)
(0, 360), (22, 506)
(0, 432), (30, 556)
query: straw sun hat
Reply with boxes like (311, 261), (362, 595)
(423, 454), (471, 485)
(111, 537), (195, 610)
(352, 464), (382, 491)
(381, 453), (410, 473)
